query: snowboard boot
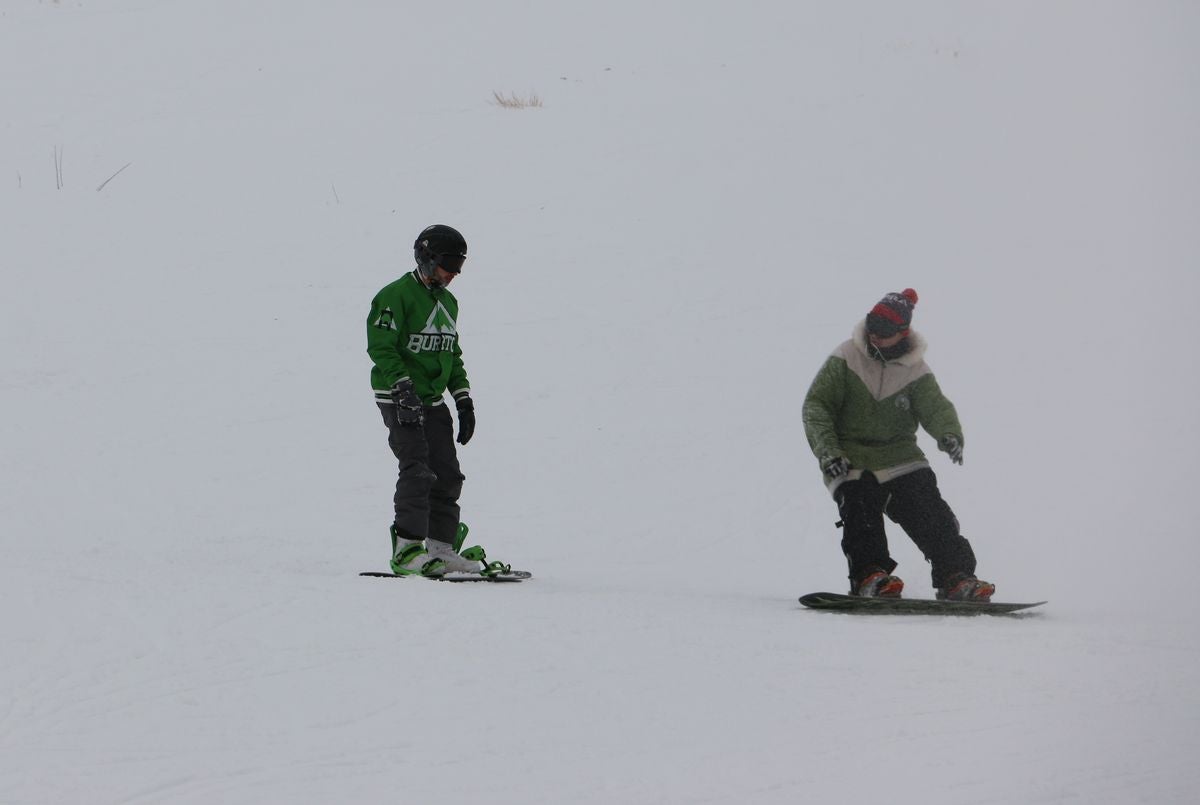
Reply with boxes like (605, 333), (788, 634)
(425, 537), (484, 575)
(854, 570), (904, 598)
(937, 573), (996, 602)
(444, 522), (512, 578)
(390, 525), (444, 576)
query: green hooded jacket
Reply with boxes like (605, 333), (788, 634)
(802, 321), (962, 491)
(367, 270), (469, 406)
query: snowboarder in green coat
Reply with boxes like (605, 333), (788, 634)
(801, 289), (995, 601)
(366, 224), (482, 576)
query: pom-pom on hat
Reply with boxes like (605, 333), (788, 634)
(866, 288), (919, 338)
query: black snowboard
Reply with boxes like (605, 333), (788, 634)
(360, 570), (531, 583)
(799, 591), (1045, 615)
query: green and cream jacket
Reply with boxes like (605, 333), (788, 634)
(367, 271), (469, 407)
(802, 321), (962, 494)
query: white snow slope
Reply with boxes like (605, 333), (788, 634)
(3, 2), (1199, 803)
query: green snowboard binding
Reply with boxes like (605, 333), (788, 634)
(389, 525), (446, 576)
(453, 522), (512, 577)
(388, 522), (513, 578)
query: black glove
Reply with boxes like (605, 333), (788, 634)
(940, 434), (963, 465)
(389, 378), (424, 426)
(455, 394), (475, 445)
(821, 455), (850, 479)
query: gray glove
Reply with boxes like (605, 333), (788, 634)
(940, 434), (963, 465)
(821, 455), (850, 479)
(389, 378), (424, 426)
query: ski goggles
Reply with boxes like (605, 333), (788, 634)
(436, 253), (466, 273)
(865, 314), (909, 339)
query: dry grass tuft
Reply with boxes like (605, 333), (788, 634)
(491, 91), (543, 109)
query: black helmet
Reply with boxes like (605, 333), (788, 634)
(413, 224), (467, 283)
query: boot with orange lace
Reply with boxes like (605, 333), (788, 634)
(853, 569), (905, 598)
(937, 572), (996, 602)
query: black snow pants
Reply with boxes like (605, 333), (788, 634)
(378, 403), (464, 546)
(834, 468), (977, 591)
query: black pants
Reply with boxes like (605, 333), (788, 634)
(378, 403), (464, 545)
(835, 468), (976, 590)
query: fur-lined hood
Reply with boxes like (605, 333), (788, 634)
(834, 320), (933, 402)
(849, 319), (927, 366)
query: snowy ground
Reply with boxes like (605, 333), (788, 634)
(2, 2), (1199, 803)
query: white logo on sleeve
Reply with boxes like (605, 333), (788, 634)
(373, 307), (397, 331)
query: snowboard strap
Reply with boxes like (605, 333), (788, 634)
(458, 545), (512, 577)
(453, 525), (514, 577)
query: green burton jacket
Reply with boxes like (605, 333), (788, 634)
(802, 322), (962, 492)
(367, 270), (469, 406)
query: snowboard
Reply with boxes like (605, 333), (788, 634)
(799, 591), (1045, 615)
(360, 570), (531, 583)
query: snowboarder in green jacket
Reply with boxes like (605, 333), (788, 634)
(801, 289), (995, 601)
(366, 224), (485, 576)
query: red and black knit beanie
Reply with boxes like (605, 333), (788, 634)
(866, 288), (919, 337)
